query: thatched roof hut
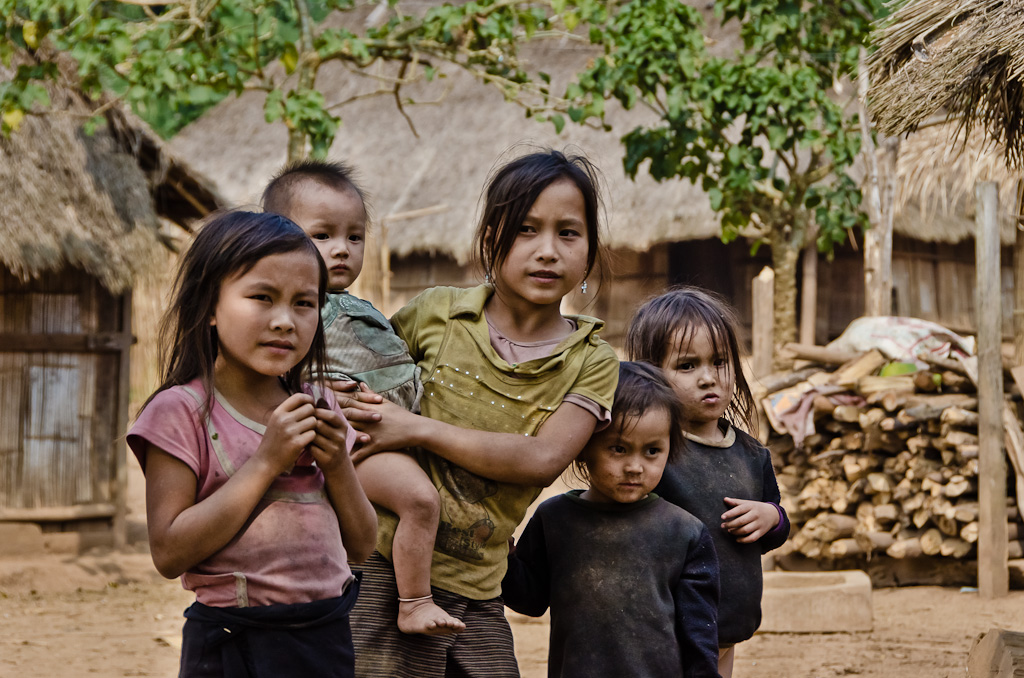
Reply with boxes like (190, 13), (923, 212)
(0, 72), (222, 292)
(893, 123), (1019, 245)
(0, 63), (221, 543)
(169, 4), (733, 264)
(867, 0), (1024, 168)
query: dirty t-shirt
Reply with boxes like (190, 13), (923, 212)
(383, 284), (619, 600)
(655, 423), (790, 645)
(127, 379), (356, 608)
(502, 491), (721, 678)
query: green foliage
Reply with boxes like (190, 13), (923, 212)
(0, 0), (567, 153)
(567, 0), (887, 255)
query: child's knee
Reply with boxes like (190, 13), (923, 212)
(397, 483), (440, 522)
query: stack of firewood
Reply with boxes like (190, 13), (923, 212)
(759, 345), (1024, 571)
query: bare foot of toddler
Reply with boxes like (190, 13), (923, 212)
(398, 597), (466, 636)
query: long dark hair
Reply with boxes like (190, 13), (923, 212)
(573, 361), (685, 483)
(626, 286), (756, 435)
(474, 147), (606, 292)
(143, 210), (329, 415)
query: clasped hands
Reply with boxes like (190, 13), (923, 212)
(328, 380), (417, 462)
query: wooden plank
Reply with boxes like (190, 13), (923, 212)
(781, 343), (861, 366)
(976, 180), (1009, 598)
(0, 333), (134, 352)
(752, 266), (774, 378)
(0, 503), (115, 521)
(112, 292), (132, 549)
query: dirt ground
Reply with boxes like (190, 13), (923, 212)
(2, 457), (1023, 678)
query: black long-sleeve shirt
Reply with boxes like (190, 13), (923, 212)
(502, 491), (721, 678)
(655, 423), (790, 645)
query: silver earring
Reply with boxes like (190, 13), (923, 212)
(484, 273), (491, 284)
(580, 280), (588, 294)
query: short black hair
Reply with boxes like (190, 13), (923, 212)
(571, 361), (685, 484)
(262, 158), (369, 220)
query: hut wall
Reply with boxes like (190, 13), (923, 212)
(0, 267), (129, 521)
(891, 236), (1014, 339)
(379, 234), (1009, 361)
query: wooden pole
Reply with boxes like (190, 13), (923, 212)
(1014, 180), (1024, 367)
(752, 267), (775, 379)
(112, 291), (132, 550)
(859, 48), (892, 316)
(800, 234), (818, 345)
(976, 180), (1008, 598)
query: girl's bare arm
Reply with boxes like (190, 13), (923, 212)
(347, 398), (597, 487)
(145, 445), (293, 578)
(145, 394), (318, 578)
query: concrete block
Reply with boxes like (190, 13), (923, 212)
(0, 523), (46, 557)
(759, 570), (873, 633)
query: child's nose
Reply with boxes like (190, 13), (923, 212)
(331, 240), (348, 257)
(535, 232), (558, 260)
(624, 458), (644, 473)
(270, 306), (296, 332)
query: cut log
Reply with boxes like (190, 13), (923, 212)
(887, 536), (923, 559)
(939, 537), (973, 558)
(940, 406), (979, 427)
(857, 376), (916, 396)
(854, 530), (894, 554)
(781, 343), (861, 366)
(919, 528), (943, 555)
(939, 370), (970, 390)
(935, 429), (979, 451)
(830, 349), (886, 388)
(828, 538), (865, 558)
(833, 404), (863, 423)
(953, 502), (979, 523)
(905, 434), (934, 455)
(912, 370), (940, 393)
(873, 503), (900, 524)
(961, 521), (979, 543)
(944, 475), (973, 498)
(865, 472), (894, 495)
(757, 367), (826, 397)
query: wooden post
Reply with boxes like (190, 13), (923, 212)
(112, 291), (132, 550)
(1014, 180), (1024, 367)
(800, 237), (818, 345)
(859, 48), (893, 317)
(752, 267), (775, 378)
(976, 180), (1008, 598)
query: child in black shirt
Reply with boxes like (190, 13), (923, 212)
(502, 361), (721, 678)
(628, 287), (791, 678)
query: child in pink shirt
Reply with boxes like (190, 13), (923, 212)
(128, 210), (376, 677)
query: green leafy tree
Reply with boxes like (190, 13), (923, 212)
(0, 0), (572, 160)
(567, 0), (886, 363)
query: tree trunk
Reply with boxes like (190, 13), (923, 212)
(770, 227), (800, 370)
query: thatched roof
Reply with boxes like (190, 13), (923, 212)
(170, 2), (735, 263)
(893, 122), (1021, 245)
(0, 61), (223, 293)
(867, 0), (1024, 169)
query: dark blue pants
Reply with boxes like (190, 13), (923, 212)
(179, 578), (359, 678)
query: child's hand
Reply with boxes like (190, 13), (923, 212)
(259, 393), (317, 475)
(721, 497), (780, 543)
(309, 399), (355, 474)
(348, 399), (420, 463)
(331, 382), (384, 425)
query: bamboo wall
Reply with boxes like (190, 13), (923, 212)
(0, 268), (129, 517)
